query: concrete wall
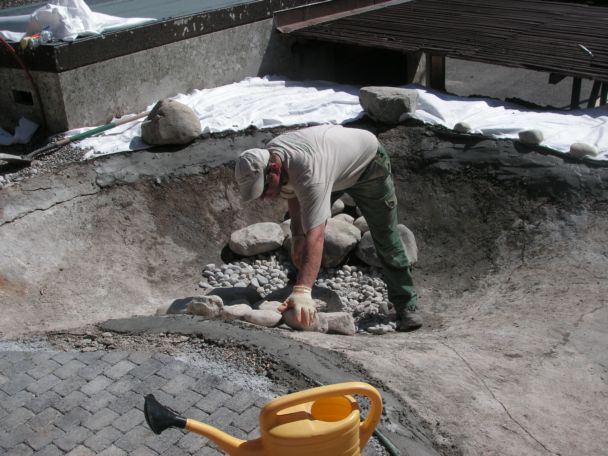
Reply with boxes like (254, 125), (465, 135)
(0, 18), (296, 132)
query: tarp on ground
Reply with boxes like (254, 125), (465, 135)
(66, 77), (608, 161)
(0, 0), (154, 42)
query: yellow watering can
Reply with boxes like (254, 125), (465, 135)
(144, 381), (383, 455)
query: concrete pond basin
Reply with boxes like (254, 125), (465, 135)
(1, 120), (608, 455)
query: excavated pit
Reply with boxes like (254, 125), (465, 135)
(1, 121), (607, 455)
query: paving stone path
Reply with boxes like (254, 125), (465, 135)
(0, 350), (277, 456)
(0, 349), (388, 455)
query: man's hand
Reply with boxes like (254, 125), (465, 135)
(278, 285), (317, 327)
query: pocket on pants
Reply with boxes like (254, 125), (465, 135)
(384, 195), (397, 210)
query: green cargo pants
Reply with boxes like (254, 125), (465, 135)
(333, 143), (417, 312)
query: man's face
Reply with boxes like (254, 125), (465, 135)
(261, 167), (281, 200)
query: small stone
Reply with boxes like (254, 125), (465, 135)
(569, 142), (599, 158)
(453, 122), (471, 133)
(518, 129), (544, 145)
(318, 312), (356, 335)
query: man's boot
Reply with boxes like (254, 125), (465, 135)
(397, 310), (423, 332)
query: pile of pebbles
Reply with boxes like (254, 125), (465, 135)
(200, 251), (397, 335)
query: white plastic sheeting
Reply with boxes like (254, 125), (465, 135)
(75, 77), (364, 159)
(66, 77), (608, 161)
(0, 0), (154, 42)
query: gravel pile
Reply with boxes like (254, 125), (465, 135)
(0, 143), (84, 188)
(200, 251), (398, 334)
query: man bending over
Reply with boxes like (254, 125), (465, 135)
(235, 125), (422, 332)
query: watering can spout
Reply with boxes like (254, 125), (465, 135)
(144, 394), (263, 456)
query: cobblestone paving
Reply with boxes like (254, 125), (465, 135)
(0, 350), (275, 455)
(0, 350), (387, 455)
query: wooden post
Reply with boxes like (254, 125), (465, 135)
(570, 77), (581, 110)
(587, 80), (601, 108)
(425, 53), (446, 91)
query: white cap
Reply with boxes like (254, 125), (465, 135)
(234, 148), (270, 202)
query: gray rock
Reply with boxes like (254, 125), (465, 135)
(323, 218), (361, 267)
(264, 285), (344, 313)
(354, 216), (369, 233)
(356, 224), (418, 267)
(186, 295), (224, 318)
(340, 193), (356, 207)
(518, 129), (544, 145)
(319, 312), (356, 335)
(283, 309), (329, 332)
(244, 309), (282, 327)
(220, 304), (252, 320)
(331, 198), (345, 215)
(207, 287), (262, 306)
(166, 297), (194, 315)
(453, 122), (472, 133)
(229, 222), (284, 256)
(359, 86), (418, 124)
(569, 142), (599, 158)
(141, 99), (201, 145)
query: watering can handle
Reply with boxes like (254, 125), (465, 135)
(259, 381), (383, 447)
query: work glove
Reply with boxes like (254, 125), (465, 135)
(278, 285), (317, 327)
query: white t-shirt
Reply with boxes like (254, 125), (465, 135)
(268, 125), (378, 232)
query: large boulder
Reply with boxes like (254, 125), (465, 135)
(320, 312), (356, 335)
(359, 87), (418, 124)
(282, 309), (329, 333)
(141, 99), (201, 145)
(322, 218), (361, 267)
(207, 287), (262, 306)
(244, 309), (282, 327)
(220, 304), (252, 320)
(356, 224), (418, 267)
(186, 295), (224, 318)
(229, 222), (284, 256)
(264, 285), (344, 313)
(282, 311), (356, 335)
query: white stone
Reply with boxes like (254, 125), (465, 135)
(229, 222), (284, 256)
(220, 304), (252, 320)
(518, 129), (544, 145)
(258, 300), (283, 312)
(186, 295), (224, 318)
(569, 142), (599, 158)
(244, 309), (282, 327)
(333, 213), (354, 224)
